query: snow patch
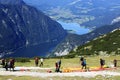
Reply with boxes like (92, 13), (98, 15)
(87, 2), (93, 5)
(55, 49), (69, 56)
(0, 34), (3, 38)
(17, 25), (22, 32)
(9, 17), (15, 24)
(68, 0), (81, 5)
(2, 8), (8, 13)
(111, 16), (120, 24)
(26, 40), (29, 46)
(2, 20), (7, 28)
(22, 5), (29, 11)
(15, 14), (18, 19)
(27, 21), (30, 24)
(111, 29), (119, 33)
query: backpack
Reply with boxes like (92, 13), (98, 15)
(103, 60), (105, 65)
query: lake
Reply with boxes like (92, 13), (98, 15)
(58, 21), (90, 35)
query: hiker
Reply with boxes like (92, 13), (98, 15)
(1, 59), (5, 68)
(57, 59), (62, 72)
(9, 58), (15, 71)
(40, 58), (43, 67)
(35, 57), (39, 66)
(5, 60), (8, 71)
(80, 56), (84, 62)
(55, 61), (59, 72)
(113, 59), (117, 67)
(0, 59), (1, 64)
(58, 59), (61, 69)
(81, 59), (87, 69)
(100, 58), (105, 68)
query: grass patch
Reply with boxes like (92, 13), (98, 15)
(14, 55), (120, 68)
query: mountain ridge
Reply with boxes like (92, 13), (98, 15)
(0, 0), (67, 57)
(0, 0), (25, 5)
(24, 0), (120, 29)
(71, 29), (120, 56)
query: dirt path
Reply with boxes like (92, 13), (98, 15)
(0, 67), (120, 78)
(0, 71), (120, 78)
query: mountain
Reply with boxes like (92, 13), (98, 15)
(0, 0), (67, 57)
(0, 0), (24, 4)
(23, 0), (74, 7)
(52, 21), (120, 56)
(24, 0), (120, 29)
(71, 29), (120, 56)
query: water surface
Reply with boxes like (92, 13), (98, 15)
(58, 21), (90, 35)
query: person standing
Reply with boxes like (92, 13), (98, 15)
(1, 59), (5, 68)
(9, 58), (15, 71)
(80, 57), (84, 62)
(55, 61), (59, 72)
(40, 58), (43, 67)
(58, 59), (61, 72)
(100, 58), (105, 68)
(5, 60), (8, 71)
(35, 57), (39, 66)
(58, 59), (61, 69)
(113, 59), (117, 67)
(81, 59), (87, 69)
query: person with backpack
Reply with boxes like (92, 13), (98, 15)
(81, 59), (87, 69)
(100, 58), (105, 68)
(55, 61), (59, 72)
(9, 58), (15, 71)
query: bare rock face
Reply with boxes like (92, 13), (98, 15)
(0, 0), (67, 57)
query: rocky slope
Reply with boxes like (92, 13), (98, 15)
(0, 0), (67, 57)
(52, 21), (120, 56)
(71, 29), (120, 56)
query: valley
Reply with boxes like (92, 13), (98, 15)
(0, 0), (120, 57)
(24, 0), (120, 29)
(58, 21), (90, 35)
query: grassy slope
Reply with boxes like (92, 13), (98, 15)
(15, 56), (120, 68)
(69, 29), (120, 56)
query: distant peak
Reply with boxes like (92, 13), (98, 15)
(0, 0), (25, 5)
